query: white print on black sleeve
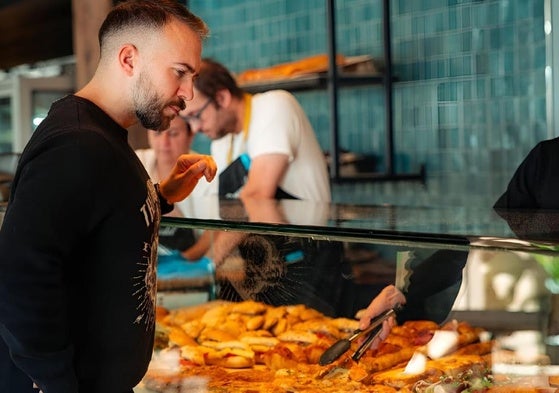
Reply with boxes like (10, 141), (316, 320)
(134, 180), (160, 329)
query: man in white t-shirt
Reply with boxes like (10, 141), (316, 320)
(182, 58), (331, 202)
(181, 59), (345, 316)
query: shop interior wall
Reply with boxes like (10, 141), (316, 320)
(188, 0), (548, 208)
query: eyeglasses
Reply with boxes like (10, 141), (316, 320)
(182, 98), (213, 127)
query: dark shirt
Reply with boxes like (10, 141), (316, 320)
(0, 95), (168, 393)
(494, 137), (559, 209)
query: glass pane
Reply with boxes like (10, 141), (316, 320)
(161, 197), (559, 254)
(149, 214), (559, 392)
(0, 96), (12, 153)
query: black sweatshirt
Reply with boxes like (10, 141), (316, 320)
(494, 137), (559, 209)
(0, 95), (171, 393)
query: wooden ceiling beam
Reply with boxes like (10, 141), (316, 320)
(0, 0), (73, 70)
(71, 0), (112, 89)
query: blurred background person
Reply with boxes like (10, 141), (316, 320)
(494, 136), (559, 210)
(183, 58), (331, 202)
(137, 116), (212, 261)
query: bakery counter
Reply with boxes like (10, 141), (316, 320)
(140, 197), (559, 392)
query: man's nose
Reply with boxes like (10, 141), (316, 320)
(178, 80), (194, 102)
(160, 132), (172, 145)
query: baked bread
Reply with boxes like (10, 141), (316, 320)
(236, 54), (345, 83)
(144, 300), (547, 393)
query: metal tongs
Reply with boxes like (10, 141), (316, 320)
(319, 305), (401, 366)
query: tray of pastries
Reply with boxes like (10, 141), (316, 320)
(141, 300), (559, 393)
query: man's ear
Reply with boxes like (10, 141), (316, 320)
(118, 44), (137, 76)
(214, 89), (232, 109)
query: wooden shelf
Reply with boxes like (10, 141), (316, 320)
(240, 72), (387, 94)
(240, 74), (326, 94)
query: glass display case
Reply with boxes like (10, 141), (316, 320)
(142, 196), (559, 392)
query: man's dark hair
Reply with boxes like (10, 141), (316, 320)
(195, 58), (244, 100)
(99, 0), (208, 50)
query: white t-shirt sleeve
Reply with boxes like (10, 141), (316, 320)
(247, 91), (300, 161)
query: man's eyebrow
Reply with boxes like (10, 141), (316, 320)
(177, 63), (196, 75)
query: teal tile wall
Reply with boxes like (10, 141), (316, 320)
(188, 0), (547, 208)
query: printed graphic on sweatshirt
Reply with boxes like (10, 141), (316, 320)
(135, 179), (160, 328)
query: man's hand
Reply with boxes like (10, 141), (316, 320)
(356, 285), (406, 349)
(159, 154), (217, 203)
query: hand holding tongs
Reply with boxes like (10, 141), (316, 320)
(319, 305), (401, 366)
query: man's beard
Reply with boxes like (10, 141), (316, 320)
(133, 73), (185, 131)
(213, 109), (237, 140)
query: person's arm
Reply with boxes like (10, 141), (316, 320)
(494, 143), (542, 208)
(241, 196), (286, 223)
(239, 153), (289, 199)
(181, 230), (213, 260)
(396, 250), (467, 324)
(155, 183), (175, 214)
(239, 93), (297, 199)
(159, 154), (217, 203)
(208, 231), (249, 267)
(357, 285), (406, 350)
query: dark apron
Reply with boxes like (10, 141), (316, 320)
(218, 153), (297, 200)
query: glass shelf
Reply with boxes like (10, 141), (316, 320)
(239, 72), (386, 94)
(160, 197), (559, 255)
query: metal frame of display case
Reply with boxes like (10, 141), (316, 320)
(326, 0), (425, 182)
(241, 0), (426, 183)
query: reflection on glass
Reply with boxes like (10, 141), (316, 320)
(153, 198), (559, 391)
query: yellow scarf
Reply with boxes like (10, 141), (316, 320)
(227, 93), (252, 164)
